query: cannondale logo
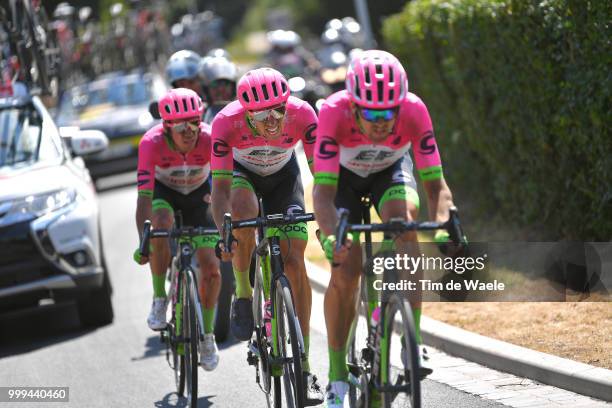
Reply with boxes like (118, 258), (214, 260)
(286, 204), (304, 215)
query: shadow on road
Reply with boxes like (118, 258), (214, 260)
(155, 392), (215, 407)
(0, 302), (97, 359)
(131, 334), (165, 361)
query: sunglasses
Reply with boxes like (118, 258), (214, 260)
(359, 107), (397, 122)
(166, 120), (200, 133)
(250, 105), (286, 122)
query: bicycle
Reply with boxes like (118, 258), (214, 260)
(139, 218), (220, 408)
(221, 210), (316, 408)
(336, 199), (464, 408)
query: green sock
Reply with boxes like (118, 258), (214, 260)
(413, 308), (422, 344)
(233, 268), (252, 298)
(302, 335), (310, 372)
(202, 307), (215, 334)
(328, 346), (348, 381)
(152, 273), (166, 298)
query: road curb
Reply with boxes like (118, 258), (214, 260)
(306, 260), (612, 402)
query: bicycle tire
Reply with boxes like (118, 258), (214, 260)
(184, 271), (199, 408)
(170, 263), (186, 396)
(214, 261), (233, 343)
(348, 284), (371, 408)
(380, 294), (421, 408)
(253, 258), (273, 395)
(275, 276), (304, 408)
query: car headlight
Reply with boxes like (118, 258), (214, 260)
(5, 188), (77, 218)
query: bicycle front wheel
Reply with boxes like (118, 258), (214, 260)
(348, 286), (371, 408)
(274, 276), (304, 408)
(183, 272), (199, 408)
(380, 293), (421, 408)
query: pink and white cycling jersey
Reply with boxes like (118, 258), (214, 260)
(314, 90), (443, 185)
(137, 122), (212, 196)
(211, 96), (317, 178)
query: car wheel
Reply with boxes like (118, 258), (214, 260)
(78, 231), (114, 327)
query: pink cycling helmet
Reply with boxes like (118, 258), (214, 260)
(346, 50), (408, 109)
(237, 68), (290, 110)
(158, 88), (204, 121)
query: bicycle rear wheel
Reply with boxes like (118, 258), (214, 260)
(274, 276), (304, 408)
(183, 272), (199, 408)
(380, 293), (421, 408)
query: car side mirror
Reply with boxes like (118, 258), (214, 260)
(70, 129), (109, 156)
(149, 101), (161, 119)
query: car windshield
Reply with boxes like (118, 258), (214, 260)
(57, 75), (154, 120)
(0, 106), (43, 167)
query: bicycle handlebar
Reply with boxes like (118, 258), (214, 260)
(139, 220), (219, 258)
(225, 212), (316, 230)
(335, 206), (464, 247)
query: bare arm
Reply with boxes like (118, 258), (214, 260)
(423, 177), (454, 222)
(211, 178), (232, 230)
(313, 184), (339, 238)
(135, 195), (153, 240)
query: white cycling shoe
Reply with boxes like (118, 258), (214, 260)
(325, 380), (349, 408)
(147, 297), (168, 331)
(200, 333), (219, 371)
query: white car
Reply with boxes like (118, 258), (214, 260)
(0, 94), (113, 327)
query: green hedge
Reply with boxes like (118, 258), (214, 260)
(383, 0), (611, 240)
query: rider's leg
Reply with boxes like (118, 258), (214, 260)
(150, 203), (174, 297)
(196, 247), (221, 334)
(230, 183), (259, 299)
(324, 242), (362, 381)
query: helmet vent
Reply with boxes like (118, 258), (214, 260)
(242, 92), (250, 103)
(375, 63), (383, 76)
(251, 87), (259, 102)
(164, 104), (171, 114)
(366, 90), (372, 102)
(364, 67), (371, 84)
(389, 68), (394, 83)
(389, 89), (394, 101)
(281, 81), (287, 94)
(271, 81), (279, 98)
(377, 81), (384, 103)
(262, 84), (270, 100)
(182, 98), (188, 112)
(174, 100), (180, 113)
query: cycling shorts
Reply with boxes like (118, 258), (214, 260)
(232, 153), (307, 241)
(335, 155), (419, 224)
(152, 181), (218, 248)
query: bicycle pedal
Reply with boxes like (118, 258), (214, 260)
(247, 351), (259, 366)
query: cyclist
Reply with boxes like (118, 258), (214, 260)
(134, 88), (220, 371)
(312, 50), (461, 407)
(166, 50), (207, 107)
(210, 67), (323, 405)
(199, 56), (237, 124)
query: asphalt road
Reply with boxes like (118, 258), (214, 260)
(0, 177), (505, 408)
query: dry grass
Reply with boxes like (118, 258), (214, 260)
(303, 183), (612, 369)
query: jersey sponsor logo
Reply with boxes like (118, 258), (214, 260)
(213, 140), (230, 157)
(317, 136), (338, 159)
(170, 168), (204, 177)
(419, 131), (436, 155)
(248, 149), (286, 157)
(353, 150), (396, 161)
(304, 123), (317, 144)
